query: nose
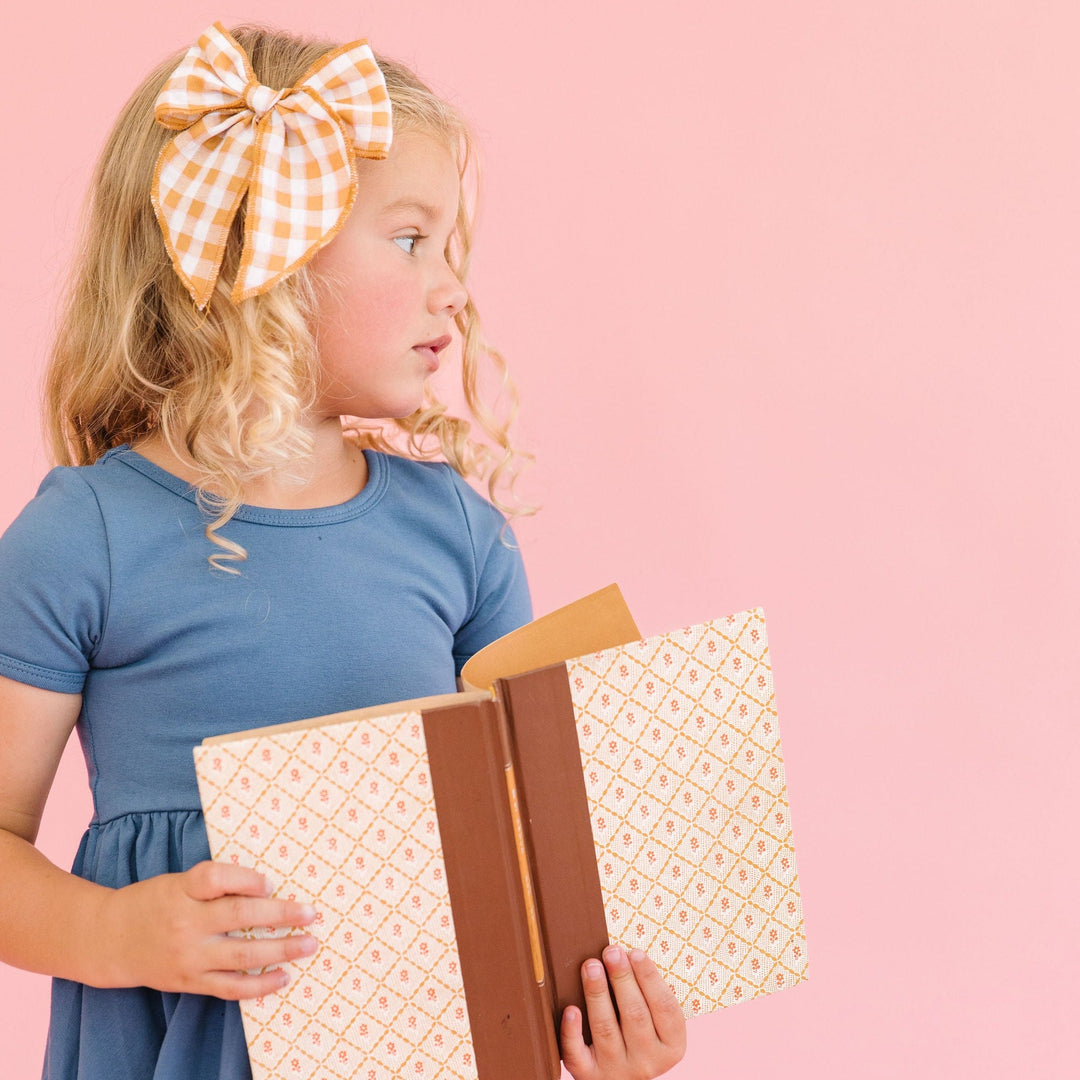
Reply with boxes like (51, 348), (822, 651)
(429, 260), (469, 320)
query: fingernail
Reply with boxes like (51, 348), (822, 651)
(604, 945), (626, 966)
(298, 904), (317, 921)
(300, 936), (318, 955)
(263, 876), (275, 896)
(586, 960), (604, 978)
(629, 948), (646, 962)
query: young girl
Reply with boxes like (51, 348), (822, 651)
(0, 20), (687, 1080)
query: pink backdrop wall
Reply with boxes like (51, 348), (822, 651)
(2, 1), (1077, 1077)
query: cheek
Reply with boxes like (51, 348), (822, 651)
(316, 268), (412, 347)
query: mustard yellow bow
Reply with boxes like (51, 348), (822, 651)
(151, 21), (393, 309)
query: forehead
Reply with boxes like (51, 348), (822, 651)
(353, 130), (461, 222)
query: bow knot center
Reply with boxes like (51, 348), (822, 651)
(244, 82), (286, 119)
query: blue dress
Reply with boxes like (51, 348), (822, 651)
(0, 446), (533, 1079)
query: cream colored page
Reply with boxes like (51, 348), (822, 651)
(566, 609), (809, 1017)
(193, 710), (479, 1080)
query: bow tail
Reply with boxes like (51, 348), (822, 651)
(232, 93), (357, 304)
(151, 111), (256, 308)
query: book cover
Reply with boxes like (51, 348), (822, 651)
(192, 587), (809, 1080)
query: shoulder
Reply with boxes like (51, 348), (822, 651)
(1, 449), (154, 547)
(2, 464), (107, 550)
(376, 452), (514, 546)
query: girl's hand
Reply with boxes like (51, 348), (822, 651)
(101, 859), (319, 1000)
(561, 945), (687, 1080)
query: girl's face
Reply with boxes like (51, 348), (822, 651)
(308, 129), (468, 420)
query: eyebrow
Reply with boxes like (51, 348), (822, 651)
(378, 197), (444, 220)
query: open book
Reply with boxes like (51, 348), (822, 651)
(193, 584), (809, 1080)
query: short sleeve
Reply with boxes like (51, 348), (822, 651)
(446, 469), (533, 676)
(0, 468), (111, 693)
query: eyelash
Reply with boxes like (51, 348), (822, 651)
(394, 233), (425, 256)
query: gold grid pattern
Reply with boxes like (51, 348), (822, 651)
(193, 710), (478, 1080)
(566, 609), (809, 1016)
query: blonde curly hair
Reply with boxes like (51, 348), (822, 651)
(43, 22), (537, 572)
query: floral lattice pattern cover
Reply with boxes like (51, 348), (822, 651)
(566, 607), (808, 1016)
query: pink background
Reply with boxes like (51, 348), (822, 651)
(2, 1), (1077, 1077)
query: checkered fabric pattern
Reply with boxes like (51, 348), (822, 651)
(151, 21), (393, 309)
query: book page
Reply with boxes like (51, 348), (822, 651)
(460, 582), (641, 692)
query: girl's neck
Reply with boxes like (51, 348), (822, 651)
(131, 418), (369, 510)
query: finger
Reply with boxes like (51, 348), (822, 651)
(184, 859), (272, 902)
(579, 956), (626, 1067)
(207, 894), (318, 935)
(201, 965), (292, 1002)
(627, 948), (688, 1053)
(559, 1004), (598, 1080)
(600, 945), (659, 1055)
(211, 931), (319, 975)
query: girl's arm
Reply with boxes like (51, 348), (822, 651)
(0, 674), (318, 999)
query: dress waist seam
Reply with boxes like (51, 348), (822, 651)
(89, 807), (204, 828)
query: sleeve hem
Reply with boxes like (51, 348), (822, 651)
(0, 653), (85, 694)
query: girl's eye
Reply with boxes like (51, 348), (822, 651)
(394, 234), (424, 255)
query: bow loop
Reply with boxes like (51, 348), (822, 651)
(151, 21), (393, 308)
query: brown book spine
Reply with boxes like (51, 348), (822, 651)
(495, 663), (612, 1048)
(422, 699), (561, 1080)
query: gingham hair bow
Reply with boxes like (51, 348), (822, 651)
(151, 21), (393, 308)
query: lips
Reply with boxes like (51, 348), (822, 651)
(414, 334), (452, 353)
(412, 334), (450, 373)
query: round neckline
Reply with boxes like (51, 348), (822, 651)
(103, 444), (389, 526)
